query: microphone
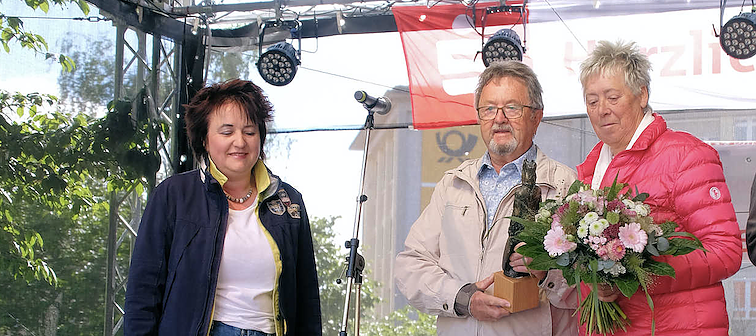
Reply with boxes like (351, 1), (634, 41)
(354, 90), (392, 115)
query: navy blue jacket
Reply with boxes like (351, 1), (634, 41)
(124, 167), (322, 336)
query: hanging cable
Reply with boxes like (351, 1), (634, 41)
(544, 0), (587, 53)
(299, 66), (410, 93)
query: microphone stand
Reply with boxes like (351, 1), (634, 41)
(338, 103), (377, 336)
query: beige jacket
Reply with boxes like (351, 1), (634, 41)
(395, 147), (578, 336)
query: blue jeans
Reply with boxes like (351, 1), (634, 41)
(209, 321), (274, 336)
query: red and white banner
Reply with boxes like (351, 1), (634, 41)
(393, 4), (756, 129)
(393, 2), (528, 129)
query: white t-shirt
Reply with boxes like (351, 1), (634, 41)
(591, 111), (655, 190)
(213, 197), (276, 333)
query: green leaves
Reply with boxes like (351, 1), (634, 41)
(614, 275), (639, 298)
(660, 220), (679, 234)
(1, 0), (81, 72)
(655, 222), (706, 256)
(645, 243), (660, 257)
(0, 87), (130, 286)
(362, 305), (436, 336)
(310, 216), (381, 335)
(644, 259), (676, 278)
(567, 179), (583, 195)
(6, 17), (23, 31)
(76, 0), (90, 15)
(555, 253), (571, 266)
(59, 54), (75, 72)
(656, 237), (670, 252)
(605, 173), (624, 201)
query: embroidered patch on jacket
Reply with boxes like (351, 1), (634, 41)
(287, 203), (301, 219)
(709, 187), (721, 200)
(277, 189), (291, 206)
(267, 199), (286, 215)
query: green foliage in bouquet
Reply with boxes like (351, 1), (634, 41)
(511, 176), (706, 335)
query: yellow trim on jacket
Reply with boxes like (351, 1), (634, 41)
(208, 159), (284, 336)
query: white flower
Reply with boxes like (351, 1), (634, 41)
(584, 212), (599, 224)
(635, 204), (650, 217)
(649, 224), (664, 236)
(536, 208), (553, 222)
(538, 208), (551, 218)
(577, 225), (589, 238)
(622, 199), (635, 209)
(589, 218), (610, 236)
(589, 221), (605, 236)
(603, 262), (627, 276)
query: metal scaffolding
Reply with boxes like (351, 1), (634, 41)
(103, 19), (188, 336)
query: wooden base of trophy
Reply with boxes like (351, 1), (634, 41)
(493, 270), (540, 313)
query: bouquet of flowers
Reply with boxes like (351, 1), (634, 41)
(512, 178), (706, 335)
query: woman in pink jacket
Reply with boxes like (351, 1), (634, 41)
(575, 40), (742, 335)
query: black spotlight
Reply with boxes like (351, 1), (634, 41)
(720, 12), (756, 59)
(257, 42), (300, 86)
(482, 28), (523, 67)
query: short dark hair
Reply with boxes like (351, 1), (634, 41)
(183, 79), (273, 161)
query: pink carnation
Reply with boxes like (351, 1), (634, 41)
(579, 204), (592, 214)
(544, 227), (577, 257)
(607, 200), (624, 212)
(580, 193), (597, 206)
(605, 239), (626, 261)
(551, 216), (562, 229)
(556, 203), (570, 216)
(603, 223), (621, 239)
(621, 208), (637, 217)
(618, 223), (648, 253)
(596, 245), (608, 259)
(594, 197), (606, 213)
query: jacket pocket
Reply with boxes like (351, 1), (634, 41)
(162, 220), (201, 312)
(439, 203), (480, 268)
(441, 204), (478, 239)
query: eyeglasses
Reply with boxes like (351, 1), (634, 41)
(476, 103), (534, 120)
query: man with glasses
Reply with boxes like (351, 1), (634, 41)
(395, 61), (577, 336)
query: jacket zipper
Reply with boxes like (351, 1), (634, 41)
(200, 191), (225, 336)
(260, 202), (285, 336)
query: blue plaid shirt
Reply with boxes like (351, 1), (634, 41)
(478, 145), (537, 229)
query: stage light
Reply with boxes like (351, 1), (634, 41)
(482, 28), (523, 67)
(257, 41), (300, 86)
(720, 12), (756, 59)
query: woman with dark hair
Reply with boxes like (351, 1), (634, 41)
(124, 79), (322, 336)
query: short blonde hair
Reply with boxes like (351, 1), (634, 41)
(579, 40), (652, 113)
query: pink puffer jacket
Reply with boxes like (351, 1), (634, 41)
(575, 114), (742, 336)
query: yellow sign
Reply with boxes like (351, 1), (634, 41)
(420, 125), (487, 209)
